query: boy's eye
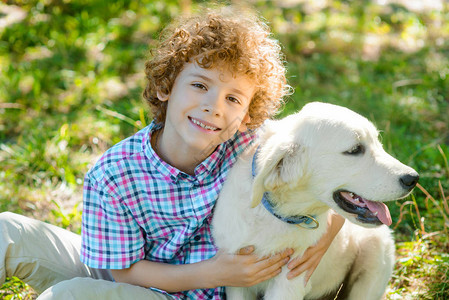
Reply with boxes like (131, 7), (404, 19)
(192, 83), (207, 90)
(227, 96), (241, 104)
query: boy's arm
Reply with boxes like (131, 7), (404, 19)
(286, 212), (345, 284)
(111, 247), (293, 292)
(111, 213), (344, 291)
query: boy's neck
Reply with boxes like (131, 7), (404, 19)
(151, 128), (214, 176)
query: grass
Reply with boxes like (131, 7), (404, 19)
(0, 0), (448, 299)
(388, 182), (449, 299)
(0, 276), (36, 300)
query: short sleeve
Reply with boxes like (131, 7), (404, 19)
(80, 172), (145, 269)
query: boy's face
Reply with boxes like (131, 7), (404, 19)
(158, 62), (255, 158)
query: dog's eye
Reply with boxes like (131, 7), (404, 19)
(344, 144), (365, 155)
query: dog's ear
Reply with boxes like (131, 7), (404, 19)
(251, 142), (304, 208)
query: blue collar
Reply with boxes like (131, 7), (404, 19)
(252, 147), (319, 229)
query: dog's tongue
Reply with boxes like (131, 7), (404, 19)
(365, 200), (392, 226)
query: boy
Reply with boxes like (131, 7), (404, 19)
(0, 5), (344, 299)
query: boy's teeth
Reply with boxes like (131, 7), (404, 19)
(192, 119), (217, 130)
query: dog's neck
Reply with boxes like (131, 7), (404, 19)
(252, 147), (320, 230)
(260, 192), (320, 229)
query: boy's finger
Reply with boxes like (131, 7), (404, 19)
(276, 248), (294, 260)
(287, 259), (312, 279)
(287, 254), (307, 269)
(254, 256), (289, 280)
(244, 248), (293, 264)
(293, 248), (313, 263)
(258, 251), (291, 268)
(256, 265), (284, 285)
(304, 270), (313, 286)
(237, 245), (255, 255)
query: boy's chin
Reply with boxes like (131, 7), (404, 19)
(189, 127), (240, 154)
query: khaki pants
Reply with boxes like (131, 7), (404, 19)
(0, 212), (172, 299)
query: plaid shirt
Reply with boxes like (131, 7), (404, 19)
(80, 121), (253, 299)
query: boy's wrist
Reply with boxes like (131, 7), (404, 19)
(328, 212), (345, 238)
(199, 256), (220, 289)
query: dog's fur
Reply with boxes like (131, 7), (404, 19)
(212, 102), (419, 300)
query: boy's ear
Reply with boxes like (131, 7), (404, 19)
(156, 90), (169, 102)
(238, 113), (251, 132)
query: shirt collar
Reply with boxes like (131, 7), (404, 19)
(193, 139), (226, 180)
(193, 130), (250, 182)
(143, 121), (230, 184)
(144, 122), (182, 183)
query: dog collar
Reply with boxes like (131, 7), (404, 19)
(252, 147), (319, 229)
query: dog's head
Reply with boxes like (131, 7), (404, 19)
(251, 102), (419, 227)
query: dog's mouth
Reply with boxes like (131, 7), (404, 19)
(333, 190), (392, 226)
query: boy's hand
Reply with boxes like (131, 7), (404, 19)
(286, 213), (345, 285)
(209, 246), (293, 288)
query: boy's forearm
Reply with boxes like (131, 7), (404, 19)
(328, 213), (346, 237)
(110, 259), (217, 293)
(327, 212), (345, 241)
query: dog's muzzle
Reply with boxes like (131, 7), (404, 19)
(333, 190), (385, 225)
(332, 172), (419, 226)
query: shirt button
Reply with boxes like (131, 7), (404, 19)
(194, 235), (201, 241)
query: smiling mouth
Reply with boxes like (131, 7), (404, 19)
(189, 117), (221, 131)
(333, 190), (392, 226)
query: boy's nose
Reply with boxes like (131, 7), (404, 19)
(202, 93), (223, 116)
(202, 105), (221, 117)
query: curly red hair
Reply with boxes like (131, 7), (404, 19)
(143, 6), (290, 129)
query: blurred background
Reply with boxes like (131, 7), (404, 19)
(0, 0), (448, 298)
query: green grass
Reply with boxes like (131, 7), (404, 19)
(0, 276), (36, 300)
(1, 0), (448, 298)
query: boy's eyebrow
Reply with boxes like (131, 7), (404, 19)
(230, 87), (251, 99)
(189, 73), (251, 99)
(190, 73), (212, 82)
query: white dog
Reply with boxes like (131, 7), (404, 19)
(212, 102), (419, 300)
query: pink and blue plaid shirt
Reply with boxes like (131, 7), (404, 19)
(80, 121), (253, 299)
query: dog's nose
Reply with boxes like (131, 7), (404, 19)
(400, 173), (419, 190)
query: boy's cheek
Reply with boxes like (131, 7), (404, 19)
(237, 114), (251, 132)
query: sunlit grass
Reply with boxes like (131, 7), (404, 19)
(0, 277), (36, 300)
(1, 0), (448, 298)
